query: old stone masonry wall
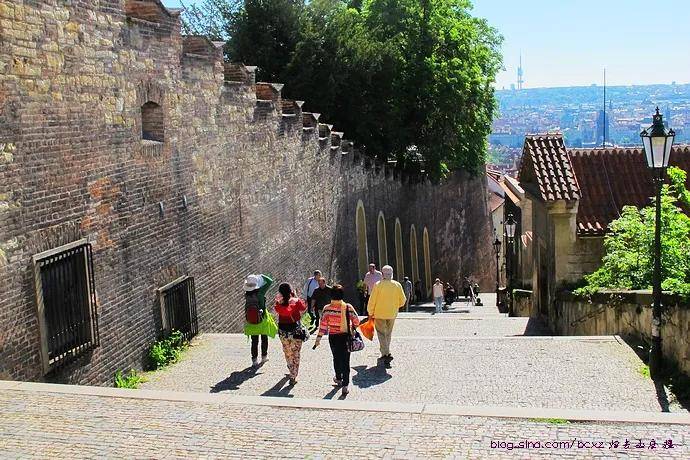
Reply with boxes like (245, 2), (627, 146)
(0, 0), (494, 384)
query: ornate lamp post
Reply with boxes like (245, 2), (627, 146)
(504, 214), (517, 316)
(640, 107), (675, 377)
(493, 235), (502, 307)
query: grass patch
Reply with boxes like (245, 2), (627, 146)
(114, 369), (147, 389)
(529, 418), (570, 425)
(639, 365), (651, 378)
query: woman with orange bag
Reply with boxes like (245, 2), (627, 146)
(313, 284), (360, 396)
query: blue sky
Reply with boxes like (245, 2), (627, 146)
(162, 0), (690, 89)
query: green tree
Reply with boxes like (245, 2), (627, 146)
(182, 0), (503, 178)
(576, 167), (690, 297)
(184, 0), (305, 82)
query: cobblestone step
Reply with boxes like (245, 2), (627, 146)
(0, 382), (688, 459)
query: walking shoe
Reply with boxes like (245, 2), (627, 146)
(289, 377), (298, 385)
(386, 354), (394, 361)
(341, 385), (349, 396)
(252, 358), (259, 367)
(333, 377), (343, 386)
(260, 355), (269, 364)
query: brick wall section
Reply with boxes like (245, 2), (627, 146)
(0, 0), (493, 384)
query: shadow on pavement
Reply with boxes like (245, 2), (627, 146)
(210, 364), (263, 393)
(508, 317), (553, 336)
(323, 386), (340, 400)
(260, 376), (294, 398)
(623, 335), (690, 412)
(351, 364), (392, 388)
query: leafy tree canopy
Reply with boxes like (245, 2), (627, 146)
(182, 0), (503, 178)
(576, 167), (690, 297)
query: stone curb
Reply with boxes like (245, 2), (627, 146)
(2, 380), (688, 425)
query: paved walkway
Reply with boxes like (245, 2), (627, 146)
(2, 295), (689, 458)
(141, 296), (683, 413)
(1, 382), (688, 459)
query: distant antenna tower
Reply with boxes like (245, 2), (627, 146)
(603, 68), (606, 147)
(517, 53), (524, 90)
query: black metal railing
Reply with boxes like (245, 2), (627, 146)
(37, 243), (99, 371)
(160, 276), (198, 341)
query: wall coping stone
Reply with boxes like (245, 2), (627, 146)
(559, 289), (689, 308)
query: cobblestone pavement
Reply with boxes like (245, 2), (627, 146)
(0, 389), (687, 459)
(141, 297), (683, 412)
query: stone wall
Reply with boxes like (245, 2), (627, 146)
(0, 1), (493, 384)
(512, 289), (533, 317)
(554, 291), (690, 377)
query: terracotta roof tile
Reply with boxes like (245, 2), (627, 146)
(518, 134), (580, 202)
(569, 145), (690, 236)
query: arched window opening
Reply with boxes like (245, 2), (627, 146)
(423, 227), (432, 298)
(142, 101), (164, 142)
(377, 212), (388, 267)
(395, 219), (404, 281)
(356, 200), (368, 278)
(410, 225), (419, 297)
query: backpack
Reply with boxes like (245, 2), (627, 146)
(245, 291), (263, 324)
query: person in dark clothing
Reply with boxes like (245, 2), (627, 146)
(310, 276), (332, 325)
(462, 276), (471, 298)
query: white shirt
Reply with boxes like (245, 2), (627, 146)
(363, 270), (383, 294)
(432, 283), (444, 298)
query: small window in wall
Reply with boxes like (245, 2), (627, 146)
(157, 276), (198, 341)
(33, 241), (100, 374)
(141, 101), (164, 142)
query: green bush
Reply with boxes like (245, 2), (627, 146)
(114, 369), (146, 389)
(148, 330), (188, 370)
(576, 167), (690, 298)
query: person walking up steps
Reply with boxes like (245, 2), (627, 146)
(302, 270), (321, 311)
(433, 278), (445, 313)
(310, 276), (332, 327)
(363, 263), (382, 313)
(367, 265), (406, 365)
(314, 284), (360, 396)
(403, 276), (413, 311)
(274, 283), (308, 385)
(243, 274), (275, 367)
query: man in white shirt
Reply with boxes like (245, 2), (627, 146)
(432, 278), (445, 313)
(302, 270), (322, 309)
(363, 263), (382, 313)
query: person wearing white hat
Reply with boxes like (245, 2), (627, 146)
(366, 265), (406, 365)
(243, 273), (274, 366)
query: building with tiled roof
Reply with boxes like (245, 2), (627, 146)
(509, 133), (690, 318)
(519, 134), (580, 202)
(569, 145), (690, 236)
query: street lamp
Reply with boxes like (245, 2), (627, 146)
(640, 107), (675, 377)
(504, 214), (517, 316)
(493, 234), (502, 307)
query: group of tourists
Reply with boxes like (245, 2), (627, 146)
(241, 263), (407, 397)
(432, 276), (481, 312)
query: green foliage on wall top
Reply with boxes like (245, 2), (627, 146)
(182, 0), (503, 179)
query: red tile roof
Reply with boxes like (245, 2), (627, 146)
(518, 134), (580, 202)
(569, 145), (690, 236)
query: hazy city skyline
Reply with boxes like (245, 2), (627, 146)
(163, 0), (690, 89)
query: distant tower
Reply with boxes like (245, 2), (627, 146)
(517, 53), (524, 90)
(664, 106), (672, 128)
